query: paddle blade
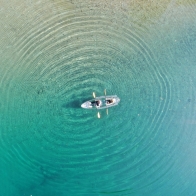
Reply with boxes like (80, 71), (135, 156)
(97, 112), (101, 118)
(106, 108), (108, 115)
(93, 92), (96, 98)
(104, 89), (107, 96)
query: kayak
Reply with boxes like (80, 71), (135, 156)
(81, 95), (120, 109)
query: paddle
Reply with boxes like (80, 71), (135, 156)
(93, 92), (101, 118)
(97, 112), (100, 118)
(104, 89), (108, 115)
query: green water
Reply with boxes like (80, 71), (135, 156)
(0, 0), (196, 195)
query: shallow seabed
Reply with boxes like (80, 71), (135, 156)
(0, 0), (196, 195)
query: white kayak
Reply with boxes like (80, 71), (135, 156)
(81, 95), (120, 109)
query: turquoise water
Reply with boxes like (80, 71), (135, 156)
(0, 1), (196, 195)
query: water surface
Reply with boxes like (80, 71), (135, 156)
(0, 0), (196, 195)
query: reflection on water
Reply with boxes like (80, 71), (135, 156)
(0, 0), (196, 195)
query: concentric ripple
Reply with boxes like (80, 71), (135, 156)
(1, 1), (171, 194)
(1, 0), (196, 195)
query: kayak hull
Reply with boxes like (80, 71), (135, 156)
(81, 95), (120, 109)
